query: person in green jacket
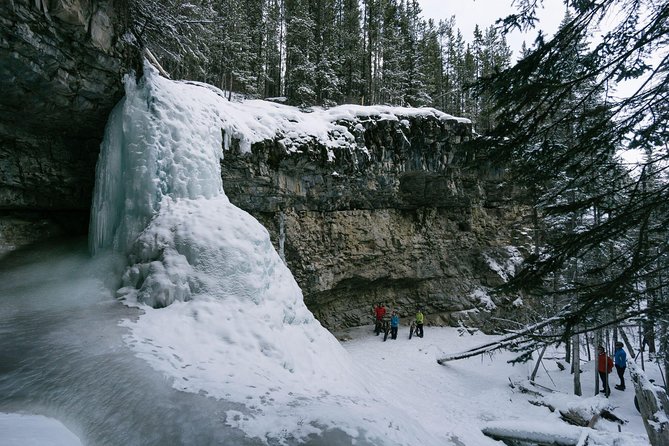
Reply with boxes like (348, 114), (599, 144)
(415, 308), (424, 338)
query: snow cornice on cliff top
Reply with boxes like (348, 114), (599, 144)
(179, 79), (470, 159)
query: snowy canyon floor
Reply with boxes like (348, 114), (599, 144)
(2, 325), (654, 446)
(335, 324), (653, 446)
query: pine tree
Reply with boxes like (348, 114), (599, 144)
(378, 0), (404, 105)
(264, 0), (286, 98)
(401, 0), (430, 107)
(475, 25), (512, 133)
(436, 17), (456, 113)
(285, 0), (317, 106)
(312, 0), (341, 105)
(476, 1), (669, 340)
(335, 0), (365, 103)
(420, 18), (445, 109)
(127, 0), (217, 80)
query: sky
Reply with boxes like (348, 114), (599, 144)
(417, 0), (567, 59)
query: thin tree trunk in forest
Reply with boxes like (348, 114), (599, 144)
(645, 320), (657, 354)
(573, 333), (582, 396)
(619, 327), (636, 358)
(594, 330), (601, 395)
(144, 48), (171, 78)
(639, 315), (646, 371)
(665, 350), (669, 391)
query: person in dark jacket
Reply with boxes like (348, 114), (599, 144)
(597, 345), (614, 396)
(614, 341), (627, 390)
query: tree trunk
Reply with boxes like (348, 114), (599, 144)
(594, 330), (601, 396)
(645, 320), (657, 354)
(482, 423), (582, 446)
(572, 333), (581, 396)
(619, 327), (636, 358)
(531, 345), (548, 382)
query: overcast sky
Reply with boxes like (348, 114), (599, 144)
(416, 0), (567, 59)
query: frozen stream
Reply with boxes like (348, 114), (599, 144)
(0, 239), (260, 445)
(0, 239), (381, 445)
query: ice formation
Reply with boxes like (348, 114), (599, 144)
(87, 64), (432, 445)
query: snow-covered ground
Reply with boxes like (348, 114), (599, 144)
(1, 321), (656, 445)
(339, 325), (654, 445)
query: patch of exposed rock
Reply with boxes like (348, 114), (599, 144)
(0, 0), (129, 253)
(221, 115), (533, 330)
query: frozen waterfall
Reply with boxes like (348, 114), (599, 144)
(0, 64), (440, 446)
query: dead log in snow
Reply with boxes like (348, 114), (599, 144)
(529, 400), (556, 412)
(482, 421), (583, 446)
(518, 384), (544, 397)
(437, 316), (563, 363)
(530, 380), (556, 393)
(600, 409), (626, 425)
(560, 408), (626, 428)
(559, 409), (589, 427)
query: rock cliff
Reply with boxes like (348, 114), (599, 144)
(0, 0), (130, 251)
(0, 1), (532, 330)
(221, 115), (531, 329)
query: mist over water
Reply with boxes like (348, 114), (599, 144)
(0, 239), (259, 445)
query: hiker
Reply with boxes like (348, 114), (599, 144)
(390, 310), (399, 340)
(415, 308), (424, 338)
(597, 345), (613, 396)
(614, 341), (627, 391)
(373, 303), (386, 336)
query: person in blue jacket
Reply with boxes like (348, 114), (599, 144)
(390, 310), (400, 340)
(614, 341), (627, 391)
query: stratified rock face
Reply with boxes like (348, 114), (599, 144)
(0, 0), (128, 253)
(221, 116), (532, 330)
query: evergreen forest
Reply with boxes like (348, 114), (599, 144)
(128, 0), (512, 134)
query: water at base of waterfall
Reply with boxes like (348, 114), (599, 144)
(0, 239), (372, 446)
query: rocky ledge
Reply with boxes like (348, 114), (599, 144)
(0, 0), (129, 251)
(221, 111), (532, 330)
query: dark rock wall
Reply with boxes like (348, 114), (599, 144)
(0, 0), (129, 252)
(221, 117), (532, 330)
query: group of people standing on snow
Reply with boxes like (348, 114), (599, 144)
(597, 342), (627, 396)
(373, 303), (424, 340)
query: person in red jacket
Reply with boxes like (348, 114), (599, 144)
(597, 345), (614, 396)
(373, 303), (387, 336)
